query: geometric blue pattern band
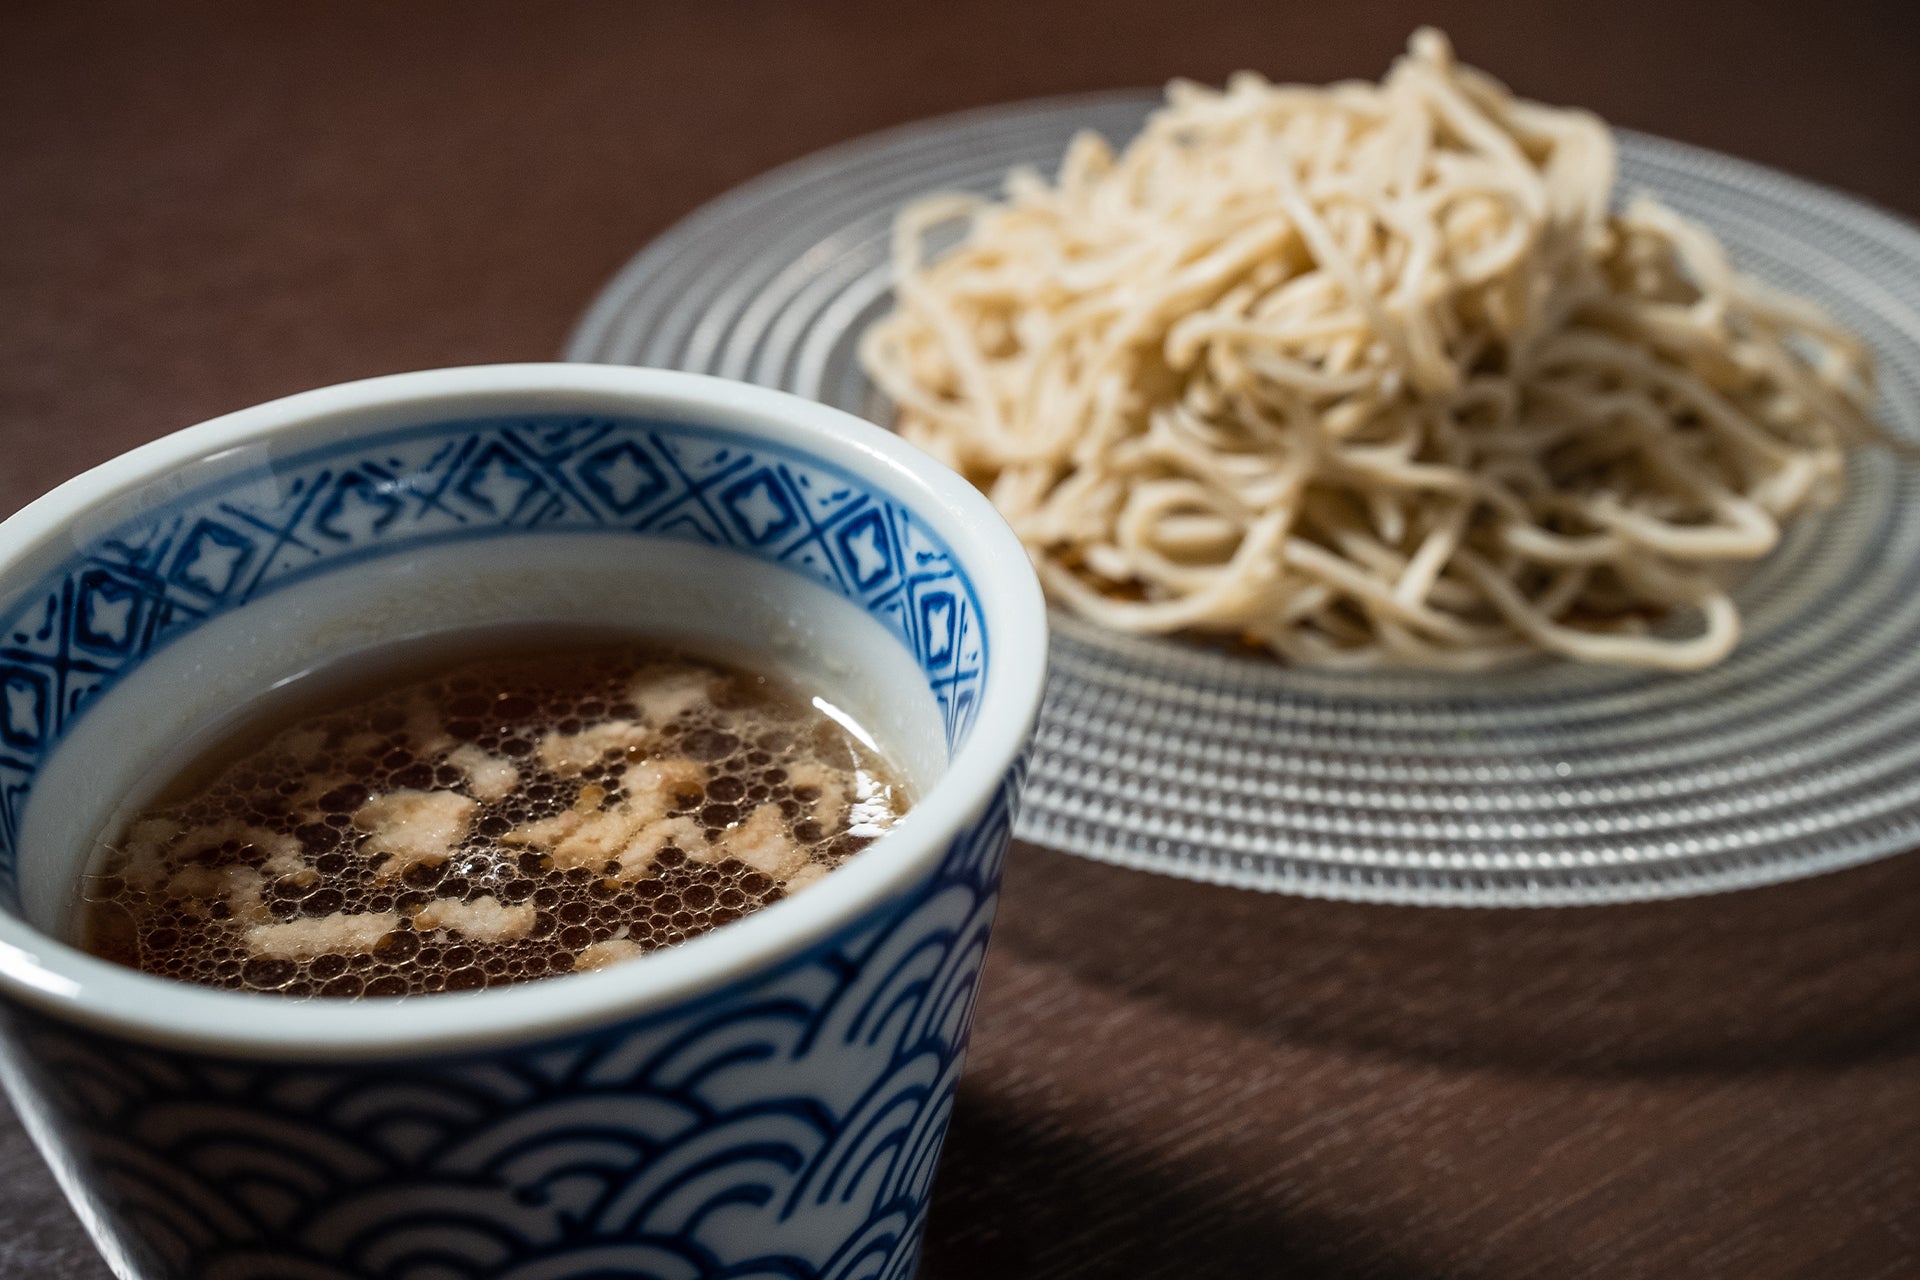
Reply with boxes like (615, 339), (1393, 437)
(0, 415), (990, 911)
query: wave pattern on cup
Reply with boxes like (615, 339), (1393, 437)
(6, 765), (1020, 1280)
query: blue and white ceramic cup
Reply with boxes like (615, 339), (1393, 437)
(0, 365), (1047, 1280)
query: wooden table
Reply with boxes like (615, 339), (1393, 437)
(4, 3), (1917, 1275)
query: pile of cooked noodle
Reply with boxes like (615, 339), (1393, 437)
(858, 29), (1888, 670)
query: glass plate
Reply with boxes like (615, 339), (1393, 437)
(568, 93), (1920, 905)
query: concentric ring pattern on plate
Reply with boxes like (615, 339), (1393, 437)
(569, 93), (1920, 906)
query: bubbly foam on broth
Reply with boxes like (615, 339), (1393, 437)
(77, 638), (909, 997)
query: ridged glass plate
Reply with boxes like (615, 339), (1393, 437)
(568, 93), (1920, 906)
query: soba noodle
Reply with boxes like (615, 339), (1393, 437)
(859, 29), (1888, 670)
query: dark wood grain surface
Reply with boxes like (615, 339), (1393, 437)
(3, 3), (1918, 1276)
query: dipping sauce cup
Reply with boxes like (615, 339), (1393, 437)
(0, 364), (1047, 1280)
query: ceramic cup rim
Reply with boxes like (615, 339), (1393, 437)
(0, 363), (1047, 1060)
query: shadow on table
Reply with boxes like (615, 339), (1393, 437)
(991, 842), (1920, 1077)
(921, 1089), (1426, 1280)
